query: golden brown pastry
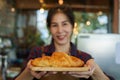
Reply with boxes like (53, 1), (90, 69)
(31, 56), (51, 67)
(31, 52), (84, 67)
(50, 52), (72, 67)
(70, 56), (84, 67)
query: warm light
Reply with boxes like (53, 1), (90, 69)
(40, 8), (44, 13)
(74, 22), (77, 27)
(11, 7), (15, 12)
(86, 21), (91, 26)
(73, 22), (78, 36)
(58, 0), (64, 5)
(39, 0), (44, 3)
(39, 0), (45, 13)
(97, 11), (103, 16)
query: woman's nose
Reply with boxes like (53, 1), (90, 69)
(57, 26), (63, 33)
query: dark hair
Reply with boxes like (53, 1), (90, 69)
(47, 5), (75, 28)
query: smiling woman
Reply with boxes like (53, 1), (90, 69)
(0, 0), (118, 80)
(15, 5), (114, 80)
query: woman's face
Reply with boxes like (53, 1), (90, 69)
(50, 12), (73, 45)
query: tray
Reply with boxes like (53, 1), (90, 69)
(30, 66), (90, 72)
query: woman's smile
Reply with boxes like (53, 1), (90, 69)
(56, 35), (66, 40)
(50, 12), (73, 45)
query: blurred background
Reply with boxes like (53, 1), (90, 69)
(0, 0), (119, 80)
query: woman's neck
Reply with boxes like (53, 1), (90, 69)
(54, 42), (70, 54)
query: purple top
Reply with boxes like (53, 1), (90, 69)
(26, 42), (92, 64)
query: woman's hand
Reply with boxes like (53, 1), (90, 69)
(66, 59), (95, 79)
(27, 60), (48, 79)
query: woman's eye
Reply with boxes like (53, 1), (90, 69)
(63, 23), (68, 26)
(51, 24), (57, 27)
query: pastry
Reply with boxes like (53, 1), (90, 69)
(31, 56), (51, 67)
(31, 52), (84, 67)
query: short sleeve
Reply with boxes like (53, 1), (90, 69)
(77, 50), (93, 63)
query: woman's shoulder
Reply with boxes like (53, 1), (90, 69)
(28, 44), (53, 58)
(28, 46), (46, 58)
(76, 50), (93, 63)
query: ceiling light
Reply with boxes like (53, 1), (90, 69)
(40, 8), (44, 13)
(11, 7), (15, 12)
(58, 0), (64, 5)
(39, 0), (44, 3)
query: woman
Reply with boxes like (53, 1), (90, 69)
(15, 5), (114, 80)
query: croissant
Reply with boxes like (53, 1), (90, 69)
(31, 56), (51, 67)
(31, 52), (84, 67)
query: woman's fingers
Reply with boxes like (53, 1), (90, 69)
(68, 71), (90, 78)
(69, 74), (89, 78)
(68, 65), (95, 78)
(44, 71), (57, 77)
(27, 59), (33, 70)
(89, 65), (95, 75)
(31, 71), (47, 79)
(26, 60), (49, 79)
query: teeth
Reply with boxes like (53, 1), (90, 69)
(57, 35), (65, 39)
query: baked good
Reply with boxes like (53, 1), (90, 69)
(50, 52), (72, 67)
(70, 56), (84, 67)
(31, 56), (51, 67)
(31, 52), (84, 67)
